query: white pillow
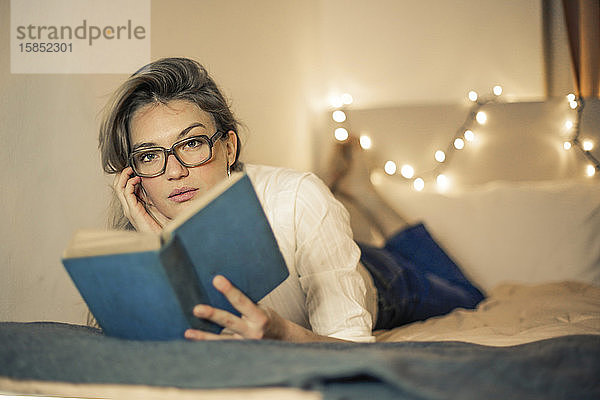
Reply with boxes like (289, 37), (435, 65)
(374, 177), (600, 293)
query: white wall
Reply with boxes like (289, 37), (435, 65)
(1, 0), (552, 323)
(313, 0), (544, 108)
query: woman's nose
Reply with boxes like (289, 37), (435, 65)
(164, 154), (189, 180)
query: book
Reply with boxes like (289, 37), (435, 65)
(62, 173), (289, 341)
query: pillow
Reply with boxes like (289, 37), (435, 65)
(374, 176), (600, 293)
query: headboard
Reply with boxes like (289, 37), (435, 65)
(316, 97), (600, 292)
(317, 97), (600, 187)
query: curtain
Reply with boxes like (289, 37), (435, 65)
(562, 0), (600, 98)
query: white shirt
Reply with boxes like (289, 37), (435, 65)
(245, 164), (378, 342)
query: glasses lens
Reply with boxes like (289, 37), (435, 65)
(174, 136), (211, 165)
(131, 149), (165, 176)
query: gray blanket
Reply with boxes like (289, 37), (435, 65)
(1, 322), (598, 400)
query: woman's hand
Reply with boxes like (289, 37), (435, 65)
(184, 275), (285, 341)
(113, 167), (170, 233)
(185, 275), (349, 343)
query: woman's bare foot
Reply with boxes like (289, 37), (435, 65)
(328, 137), (376, 198)
(325, 136), (408, 243)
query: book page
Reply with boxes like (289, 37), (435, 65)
(63, 229), (161, 258)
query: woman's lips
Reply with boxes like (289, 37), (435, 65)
(168, 187), (199, 203)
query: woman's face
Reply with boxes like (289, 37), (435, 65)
(129, 100), (237, 219)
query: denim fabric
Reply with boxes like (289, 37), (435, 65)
(359, 223), (485, 330)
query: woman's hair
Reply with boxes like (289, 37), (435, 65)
(98, 57), (243, 230)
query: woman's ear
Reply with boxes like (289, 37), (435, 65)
(225, 130), (238, 165)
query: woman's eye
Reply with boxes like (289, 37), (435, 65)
(184, 139), (203, 149)
(139, 152), (158, 163)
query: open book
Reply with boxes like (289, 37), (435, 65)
(62, 173), (289, 340)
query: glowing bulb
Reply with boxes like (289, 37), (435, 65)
(332, 110), (346, 122)
(468, 90), (478, 102)
(586, 165), (596, 177)
(464, 129), (475, 142)
(569, 100), (578, 109)
(330, 96), (343, 108)
(384, 161), (397, 175)
(454, 138), (465, 150)
(436, 174), (450, 191)
(400, 164), (415, 179)
(341, 93), (353, 105)
(564, 120), (573, 130)
(493, 85), (503, 96)
(334, 127), (349, 141)
(435, 150), (446, 162)
(563, 141), (572, 150)
(359, 135), (372, 149)
(567, 93), (576, 102)
(476, 111), (487, 124)
(413, 178), (425, 191)
(583, 140), (594, 151)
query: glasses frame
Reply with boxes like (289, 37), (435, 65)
(129, 129), (225, 178)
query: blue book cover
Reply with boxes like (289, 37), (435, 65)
(62, 173), (289, 340)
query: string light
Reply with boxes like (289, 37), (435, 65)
(384, 161), (397, 175)
(332, 110), (346, 123)
(330, 93), (352, 144)
(435, 150), (446, 162)
(587, 165), (596, 177)
(564, 97), (599, 178)
(334, 127), (349, 141)
(475, 111), (487, 124)
(454, 138), (465, 150)
(359, 135), (372, 149)
(468, 91), (478, 102)
(413, 177), (425, 191)
(341, 93), (353, 105)
(389, 89), (598, 188)
(464, 130), (475, 142)
(400, 164), (415, 179)
(330, 88), (598, 193)
(436, 174), (450, 191)
(330, 96), (344, 108)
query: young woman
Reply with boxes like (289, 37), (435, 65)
(99, 57), (484, 343)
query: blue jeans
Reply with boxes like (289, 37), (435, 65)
(359, 223), (485, 330)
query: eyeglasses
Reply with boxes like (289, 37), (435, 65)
(129, 129), (225, 178)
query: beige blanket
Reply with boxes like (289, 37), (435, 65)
(376, 281), (600, 345)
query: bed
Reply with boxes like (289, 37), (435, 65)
(2, 176), (599, 400)
(0, 97), (600, 400)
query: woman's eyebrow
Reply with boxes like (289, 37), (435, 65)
(131, 122), (208, 151)
(176, 122), (206, 140)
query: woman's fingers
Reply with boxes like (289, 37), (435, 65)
(192, 304), (262, 339)
(212, 275), (267, 323)
(112, 168), (163, 233)
(146, 202), (170, 227)
(113, 167), (135, 195)
(184, 329), (240, 341)
(113, 168), (136, 209)
(186, 276), (272, 340)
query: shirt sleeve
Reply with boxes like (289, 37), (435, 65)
(293, 173), (375, 342)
